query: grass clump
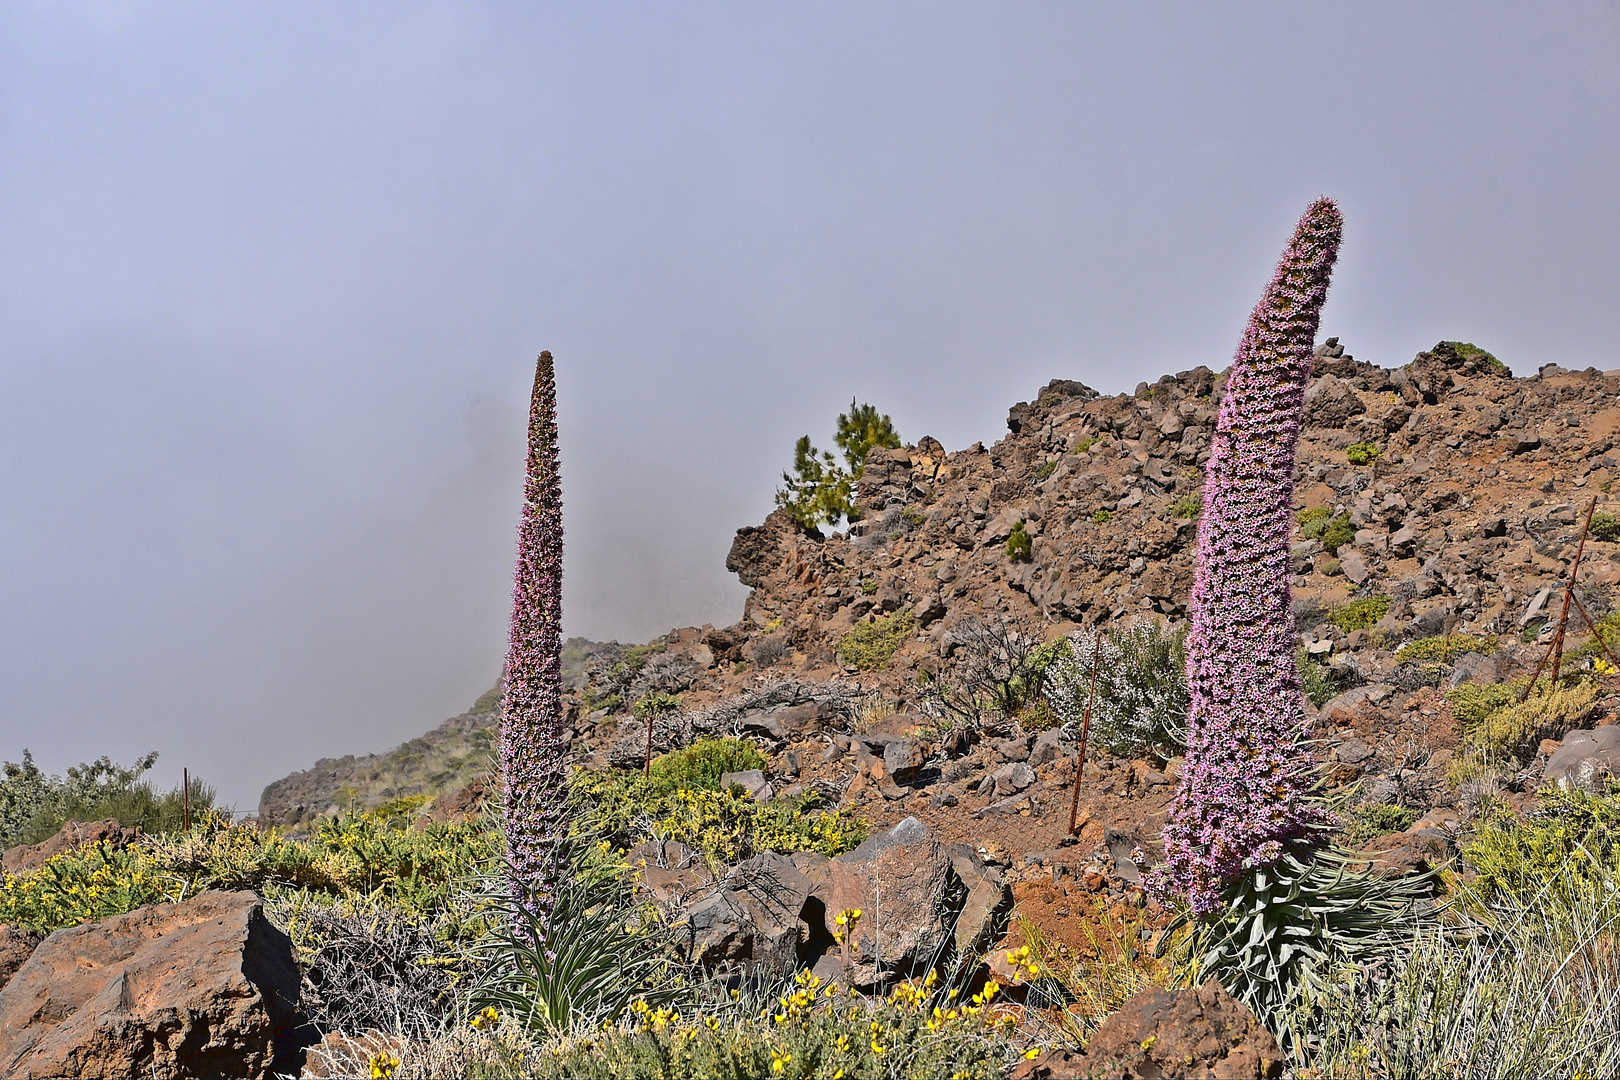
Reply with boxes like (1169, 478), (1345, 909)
(836, 610), (915, 672)
(1327, 595), (1389, 633)
(1342, 802), (1418, 845)
(1346, 441), (1381, 466)
(1006, 519), (1033, 563)
(1073, 434), (1100, 454)
(1592, 511), (1620, 542)
(1036, 458), (1058, 480)
(1090, 508), (1113, 524)
(1396, 634), (1499, 664)
(1171, 490), (1202, 519)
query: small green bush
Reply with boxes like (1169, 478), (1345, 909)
(1006, 520), (1033, 563)
(1346, 442), (1381, 466)
(1298, 651), (1338, 709)
(1091, 509), (1114, 524)
(1036, 458), (1058, 480)
(1296, 506), (1332, 532)
(645, 739), (767, 798)
(836, 610), (915, 672)
(1445, 680), (1522, 732)
(1396, 634), (1499, 664)
(1475, 680), (1598, 761)
(1328, 596), (1390, 633)
(1322, 558), (1343, 577)
(1448, 677), (1599, 761)
(1591, 511), (1620, 542)
(1572, 610), (1620, 664)
(1342, 802), (1418, 845)
(1321, 514), (1356, 554)
(1074, 434), (1100, 454)
(1172, 491), (1202, 519)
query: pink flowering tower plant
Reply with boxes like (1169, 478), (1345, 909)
(1158, 198), (1343, 913)
(1151, 202), (1431, 1036)
(501, 351), (570, 924)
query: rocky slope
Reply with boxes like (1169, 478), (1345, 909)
(266, 339), (1620, 876)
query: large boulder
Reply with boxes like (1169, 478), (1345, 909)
(3, 818), (142, 876)
(0, 890), (305, 1078)
(1546, 727), (1620, 792)
(820, 816), (1010, 986)
(681, 851), (831, 973)
(1022, 980), (1283, 1079)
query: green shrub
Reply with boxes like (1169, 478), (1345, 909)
(529, 972), (1016, 1079)
(1091, 509), (1114, 524)
(1472, 680), (1598, 761)
(1572, 610), (1620, 664)
(1036, 458), (1058, 480)
(573, 770), (867, 866)
(1592, 511), (1620, 542)
(860, 579), (878, 595)
(1346, 441), (1381, 466)
(645, 739), (767, 798)
(1396, 634), (1499, 664)
(1447, 676), (1599, 761)
(1328, 596), (1389, 633)
(836, 610), (915, 672)
(1172, 491), (1202, 519)
(1006, 520), (1032, 563)
(1322, 558), (1342, 577)
(1074, 434), (1099, 454)
(0, 750), (215, 850)
(1342, 803), (1418, 845)
(1321, 514), (1356, 554)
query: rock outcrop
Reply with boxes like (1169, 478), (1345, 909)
(1013, 980), (1283, 1079)
(0, 890), (304, 1079)
(3, 818), (142, 876)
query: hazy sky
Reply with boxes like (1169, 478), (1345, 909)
(3, 3), (1618, 809)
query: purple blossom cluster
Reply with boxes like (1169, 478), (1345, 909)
(1157, 199), (1342, 914)
(500, 351), (570, 924)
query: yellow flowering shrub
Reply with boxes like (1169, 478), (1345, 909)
(0, 807), (502, 934)
(530, 970), (1018, 1079)
(572, 768), (867, 865)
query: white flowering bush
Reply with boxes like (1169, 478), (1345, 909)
(1046, 621), (1189, 760)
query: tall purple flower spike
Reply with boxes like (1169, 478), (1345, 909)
(501, 351), (569, 925)
(1158, 199), (1343, 914)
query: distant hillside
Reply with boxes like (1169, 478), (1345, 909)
(257, 637), (621, 826)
